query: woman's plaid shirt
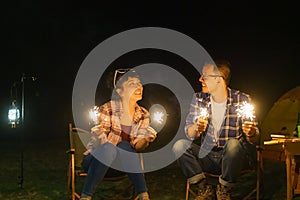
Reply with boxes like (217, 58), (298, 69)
(85, 100), (157, 154)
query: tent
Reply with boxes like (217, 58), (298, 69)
(261, 86), (300, 143)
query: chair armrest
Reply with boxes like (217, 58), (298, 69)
(256, 145), (264, 151)
(66, 148), (75, 154)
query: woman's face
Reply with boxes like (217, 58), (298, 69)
(118, 77), (143, 102)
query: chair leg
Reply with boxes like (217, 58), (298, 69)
(243, 149), (264, 200)
(185, 180), (198, 200)
(67, 160), (71, 198)
(257, 149), (264, 200)
(186, 180), (190, 200)
(71, 154), (76, 200)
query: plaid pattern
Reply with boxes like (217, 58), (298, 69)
(185, 87), (259, 147)
(85, 100), (157, 154)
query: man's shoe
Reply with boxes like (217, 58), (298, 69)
(216, 184), (232, 200)
(79, 198), (92, 200)
(80, 194), (92, 200)
(194, 184), (215, 200)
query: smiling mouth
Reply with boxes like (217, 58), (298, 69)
(134, 89), (142, 95)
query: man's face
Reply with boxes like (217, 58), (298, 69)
(199, 64), (222, 93)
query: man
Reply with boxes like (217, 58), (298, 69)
(172, 60), (259, 200)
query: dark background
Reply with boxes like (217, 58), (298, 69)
(1, 1), (299, 140)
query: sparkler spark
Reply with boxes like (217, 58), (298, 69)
(89, 106), (101, 125)
(236, 101), (255, 121)
(194, 107), (209, 123)
(153, 111), (164, 124)
(199, 107), (209, 119)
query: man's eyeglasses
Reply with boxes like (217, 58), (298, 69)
(200, 74), (223, 80)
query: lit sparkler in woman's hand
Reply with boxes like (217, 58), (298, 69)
(149, 104), (167, 132)
(89, 106), (101, 125)
(153, 111), (164, 124)
(236, 101), (255, 121)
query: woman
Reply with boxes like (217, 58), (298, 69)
(80, 69), (157, 200)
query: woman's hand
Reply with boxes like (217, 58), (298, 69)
(91, 125), (101, 134)
(91, 125), (107, 144)
(133, 138), (149, 151)
(146, 134), (157, 142)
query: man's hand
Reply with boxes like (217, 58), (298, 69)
(194, 118), (208, 137)
(242, 121), (257, 137)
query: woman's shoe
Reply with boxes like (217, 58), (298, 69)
(138, 191), (150, 200)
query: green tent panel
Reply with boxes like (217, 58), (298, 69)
(261, 86), (300, 143)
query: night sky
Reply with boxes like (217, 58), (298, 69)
(1, 1), (299, 139)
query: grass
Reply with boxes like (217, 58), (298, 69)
(1, 134), (300, 200)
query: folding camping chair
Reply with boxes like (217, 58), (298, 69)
(66, 123), (137, 200)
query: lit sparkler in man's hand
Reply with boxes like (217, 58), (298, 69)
(194, 107), (209, 123)
(236, 101), (255, 122)
(193, 107), (209, 137)
(199, 107), (209, 120)
(89, 106), (101, 125)
(236, 101), (258, 138)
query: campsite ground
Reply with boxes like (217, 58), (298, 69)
(1, 135), (300, 200)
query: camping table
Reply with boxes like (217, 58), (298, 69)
(264, 138), (300, 200)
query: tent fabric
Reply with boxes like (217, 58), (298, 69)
(261, 86), (300, 143)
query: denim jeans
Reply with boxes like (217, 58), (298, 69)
(172, 138), (256, 187)
(81, 141), (147, 196)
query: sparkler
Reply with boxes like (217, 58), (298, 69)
(199, 107), (209, 119)
(194, 107), (209, 123)
(89, 106), (101, 125)
(149, 104), (167, 132)
(194, 96), (210, 122)
(236, 101), (255, 121)
(153, 111), (164, 124)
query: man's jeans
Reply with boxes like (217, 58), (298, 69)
(81, 141), (147, 196)
(172, 138), (256, 187)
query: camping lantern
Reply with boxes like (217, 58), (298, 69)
(8, 100), (20, 128)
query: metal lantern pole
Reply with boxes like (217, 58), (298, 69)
(8, 73), (37, 188)
(19, 73), (25, 188)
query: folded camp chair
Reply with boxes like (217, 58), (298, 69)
(67, 123), (137, 200)
(185, 145), (264, 200)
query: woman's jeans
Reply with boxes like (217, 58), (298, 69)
(172, 138), (256, 187)
(81, 141), (147, 196)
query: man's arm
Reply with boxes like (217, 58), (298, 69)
(185, 93), (208, 139)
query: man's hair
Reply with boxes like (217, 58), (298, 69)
(214, 59), (231, 85)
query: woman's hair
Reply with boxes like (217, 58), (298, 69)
(111, 68), (140, 100)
